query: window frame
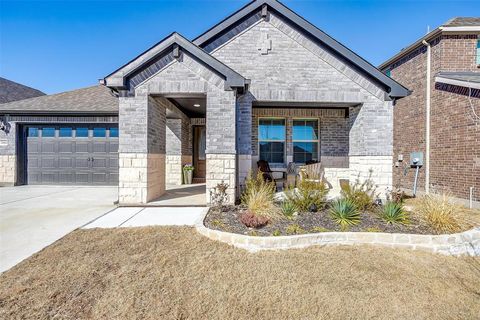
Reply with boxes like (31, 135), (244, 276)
(292, 118), (320, 164)
(258, 117), (286, 165)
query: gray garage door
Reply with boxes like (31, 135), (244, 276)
(25, 125), (118, 185)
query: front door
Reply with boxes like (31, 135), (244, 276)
(193, 126), (206, 182)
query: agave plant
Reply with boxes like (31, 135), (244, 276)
(380, 201), (409, 225)
(329, 199), (360, 231)
(281, 200), (297, 219)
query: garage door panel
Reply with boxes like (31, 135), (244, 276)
(26, 125), (118, 185)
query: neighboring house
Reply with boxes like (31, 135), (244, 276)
(0, 86), (118, 186)
(102, 0), (409, 205)
(379, 17), (480, 207)
(0, 77), (45, 104)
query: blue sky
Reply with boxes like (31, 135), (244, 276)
(0, 0), (477, 94)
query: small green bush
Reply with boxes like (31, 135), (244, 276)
(340, 171), (378, 211)
(241, 172), (278, 219)
(329, 199), (360, 231)
(272, 229), (281, 236)
(286, 224), (305, 235)
(285, 179), (328, 213)
(380, 201), (409, 225)
(310, 226), (330, 233)
(365, 227), (381, 233)
(280, 200), (297, 219)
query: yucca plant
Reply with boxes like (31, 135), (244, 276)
(380, 201), (409, 225)
(415, 193), (462, 234)
(329, 199), (360, 231)
(281, 200), (297, 219)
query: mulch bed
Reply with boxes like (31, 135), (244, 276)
(204, 205), (438, 236)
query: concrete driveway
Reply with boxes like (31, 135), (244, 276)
(0, 185), (117, 273)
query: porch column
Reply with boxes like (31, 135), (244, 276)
(206, 89), (237, 204)
(118, 95), (166, 204)
(166, 118), (191, 185)
(236, 93), (254, 192)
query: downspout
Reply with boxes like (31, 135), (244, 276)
(422, 40), (431, 194)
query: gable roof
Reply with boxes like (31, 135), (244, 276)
(104, 32), (247, 92)
(0, 85), (118, 115)
(0, 77), (45, 104)
(379, 17), (480, 70)
(193, 0), (410, 99)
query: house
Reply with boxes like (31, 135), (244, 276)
(0, 77), (45, 104)
(0, 85), (118, 186)
(103, 0), (409, 205)
(379, 17), (480, 207)
(0, 0), (410, 205)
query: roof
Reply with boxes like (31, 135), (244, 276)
(435, 72), (480, 90)
(192, 0), (410, 99)
(0, 77), (45, 104)
(0, 85), (118, 115)
(104, 32), (247, 91)
(379, 17), (480, 70)
(443, 17), (480, 27)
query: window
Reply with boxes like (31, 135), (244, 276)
(385, 69), (391, 77)
(109, 127), (118, 138)
(477, 39), (480, 66)
(76, 128), (89, 138)
(292, 119), (319, 164)
(259, 118), (285, 164)
(42, 127), (55, 138)
(27, 127), (38, 137)
(93, 127), (106, 137)
(59, 127), (72, 137)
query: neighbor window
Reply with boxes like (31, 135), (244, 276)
(76, 128), (89, 138)
(476, 39), (480, 66)
(259, 118), (285, 164)
(292, 119), (319, 164)
(59, 127), (72, 137)
(93, 127), (106, 137)
(109, 127), (119, 138)
(27, 127), (38, 137)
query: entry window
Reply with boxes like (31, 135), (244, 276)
(27, 127), (39, 137)
(59, 127), (72, 137)
(292, 119), (319, 164)
(93, 127), (106, 137)
(477, 39), (480, 66)
(109, 127), (118, 138)
(76, 128), (89, 138)
(42, 127), (55, 138)
(259, 118), (285, 164)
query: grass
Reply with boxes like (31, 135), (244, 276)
(1, 227), (480, 319)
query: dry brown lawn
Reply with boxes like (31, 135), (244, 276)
(1, 227), (479, 320)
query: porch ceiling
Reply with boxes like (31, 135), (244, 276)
(166, 97), (206, 119)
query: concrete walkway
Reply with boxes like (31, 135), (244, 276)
(83, 207), (208, 229)
(0, 186), (117, 273)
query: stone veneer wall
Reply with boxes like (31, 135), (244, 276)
(206, 154), (236, 204)
(0, 155), (16, 186)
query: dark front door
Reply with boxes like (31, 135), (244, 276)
(25, 125), (118, 185)
(193, 126), (206, 182)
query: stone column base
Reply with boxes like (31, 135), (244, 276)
(206, 153), (236, 205)
(0, 155), (16, 186)
(119, 153), (166, 204)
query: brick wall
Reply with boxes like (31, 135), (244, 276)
(386, 33), (480, 201)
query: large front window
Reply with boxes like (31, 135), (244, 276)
(259, 118), (285, 164)
(293, 119), (319, 163)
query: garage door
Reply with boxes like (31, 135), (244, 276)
(25, 125), (118, 185)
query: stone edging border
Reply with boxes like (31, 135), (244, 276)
(194, 209), (480, 256)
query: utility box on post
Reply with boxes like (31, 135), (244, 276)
(410, 152), (423, 196)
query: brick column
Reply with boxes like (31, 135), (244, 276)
(206, 89), (237, 204)
(118, 96), (166, 204)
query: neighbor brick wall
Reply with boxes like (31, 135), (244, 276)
(386, 33), (480, 201)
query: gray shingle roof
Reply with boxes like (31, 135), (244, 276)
(0, 85), (118, 114)
(444, 17), (480, 27)
(437, 72), (480, 83)
(0, 77), (45, 104)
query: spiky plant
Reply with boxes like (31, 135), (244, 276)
(380, 201), (409, 225)
(329, 199), (360, 231)
(281, 200), (297, 219)
(241, 171), (278, 219)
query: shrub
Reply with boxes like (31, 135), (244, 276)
(310, 226), (330, 233)
(365, 227), (381, 233)
(286, 224), (305, 235)
(285, 179), (328, 213)
(272, 229), (281, 236)
(380, 201), (409, 225)
(415, 193), (462, 234)
(329, 199), (360, 231)
(240, 211), (269, 228)
(241, 172), (278, 219)
(210, 181), (230, 208)
(280, 200), (297, 219)
(340, 171), (378, 211)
